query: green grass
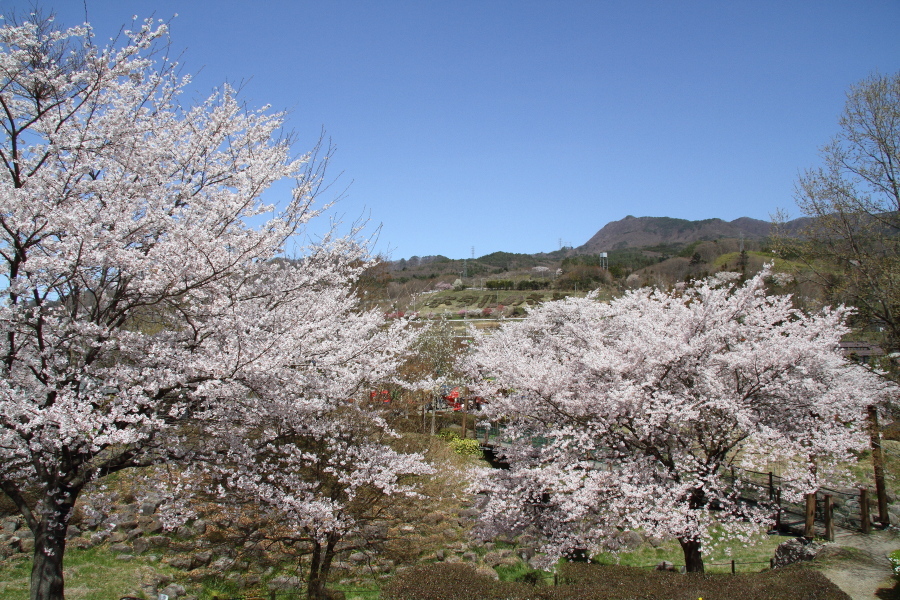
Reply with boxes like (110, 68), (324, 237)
(856, 441), (900, 499)
(0, 546), (179, 600)
(195, 574), (247, 600)
(332, 579), (382, 600)
(0, 547), (346, 600)
(589, 529), (788, 573)
(476, 528), (787, 585)
(494, 560), (550, 583)
(889, 548), (900, 575)
(712, 251), (804, 273)
(0, 553), (30, 600)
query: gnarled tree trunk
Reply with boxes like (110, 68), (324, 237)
(22, 484), (79, 600)
(30, 525), (67, 600)
(307, 533), (340, 600)
(679, 537), (704, 573)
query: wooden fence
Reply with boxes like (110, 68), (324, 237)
(725, 467), (885, 538)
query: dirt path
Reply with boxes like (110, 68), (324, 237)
(817, 529), (900, 599)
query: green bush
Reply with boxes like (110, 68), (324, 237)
(890, 549), (900, 575)
(516, 280), (549, 291)
(495, 561), (552, 584)
(437, 430), (482, 456)
(449, 437), (481, 456)
(486, 279), (515, 290)
(437, 429), (459, 441)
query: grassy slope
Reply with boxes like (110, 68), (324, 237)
(712, 251), (807, 273)
(0, 547), (179, 600)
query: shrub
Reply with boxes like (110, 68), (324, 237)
(449, 438), (481, 456)
(437, 429), (460, 441)
(516, 279), (549, 291)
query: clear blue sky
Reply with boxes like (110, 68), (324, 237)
(2, 1), (898, 259)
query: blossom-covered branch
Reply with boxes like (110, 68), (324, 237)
(465, 268), (887, 572)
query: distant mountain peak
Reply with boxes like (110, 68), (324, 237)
(578, 216), (792, 252)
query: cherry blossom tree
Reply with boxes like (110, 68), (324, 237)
(169, 406), (434, 600)
(465, 269), (887, 572)
(0, 15), (423, 600)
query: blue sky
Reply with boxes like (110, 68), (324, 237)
(2, 1), (898, 259)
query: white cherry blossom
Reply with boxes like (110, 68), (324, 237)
(466, 268), (887, 572)
(0, 16), (426, 600)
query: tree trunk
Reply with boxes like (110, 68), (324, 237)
(4, 480), (81, 600)
(679, 538), (704, 573)
(307, 534), (339, 600)
(308, 540), (326, 600)
(319, 534), (338, 595)
(30, 523), (68, 600)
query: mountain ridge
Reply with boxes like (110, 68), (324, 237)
(577, 215), (808, 254)
(393, 215), (810, 263)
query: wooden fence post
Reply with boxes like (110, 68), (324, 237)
(768, 471), (774, 500)
(461, 395), (470, 439)
(731, 559), (736, 574)
(868, 405), (890, 528)
(860, 488), (871, 534)
(824, 494), (834, 542)
(430, 398), (436, 435)
(774, 488), (782, 532)
(804, 492), (817, 539)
